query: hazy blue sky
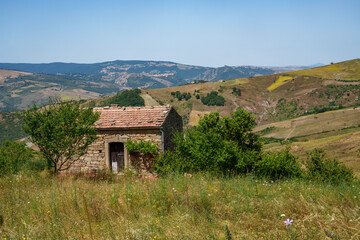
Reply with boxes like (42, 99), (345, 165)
(0, 0), (359, 67)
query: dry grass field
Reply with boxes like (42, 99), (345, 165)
(0, 174), (359, 240)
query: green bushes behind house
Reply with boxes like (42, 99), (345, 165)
(155, 109), (356, 184)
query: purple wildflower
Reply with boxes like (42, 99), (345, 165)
(284, 218), (293, 226)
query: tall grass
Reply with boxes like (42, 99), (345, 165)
(0, 173), (359, 239)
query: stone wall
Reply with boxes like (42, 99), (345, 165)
(65, 129), (162, 174)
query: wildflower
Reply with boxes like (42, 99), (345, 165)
(284, 218), (293, 226)
(280, 214), (286, 217)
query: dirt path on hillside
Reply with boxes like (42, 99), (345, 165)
(140, 93), (159, 106)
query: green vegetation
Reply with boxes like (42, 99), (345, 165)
(103, 89), (145, 107)
(170, 91), (191, 101)
(254, 147), (303, 180)
(20, 98), (100, 173)
(0, 141), (45, 176)
(201, 91), (225, 106)
(258, 126), (275, 136)
(125, 140), (159, 156)
(156, 109), (261, 175)
(0, 174), (359, 239)
(232, 87), (242, 96)
(305, 148), (354, 184)
(276, 98), (298, 120)
(156, 109), (355, 184)
(0, 112), (27, 145)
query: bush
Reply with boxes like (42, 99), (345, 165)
(171, 91), (191, 101)
(103, 89), (144, 107)
(304, 148), (354, 184)
(201, 91), (225, 106)
(232, 87), (241, 96)
(254, 147), (303, 180)
(154, 109), (262, 175)
(0, 141), (42, 176)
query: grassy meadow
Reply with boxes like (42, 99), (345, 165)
(0, 173), (359, 240)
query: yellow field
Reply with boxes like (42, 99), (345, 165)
(292, 59), (360, 81)
(267, 76), (293, 91)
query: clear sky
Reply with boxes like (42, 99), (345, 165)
(0, 0), (359, 67)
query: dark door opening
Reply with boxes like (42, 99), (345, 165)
(109, 142), (124, 173)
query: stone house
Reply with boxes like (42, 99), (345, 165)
(66, 105), (182, 174)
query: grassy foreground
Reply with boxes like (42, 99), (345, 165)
(0, 173), (359, 240)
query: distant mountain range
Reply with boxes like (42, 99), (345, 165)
(0, 60), (314, 84)
(0, 60), (317, 112)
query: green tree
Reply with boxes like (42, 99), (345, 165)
(201, 91), (225, 106)
(155, 109), (262, 175)
(20, 98), (100, 173)
(103, 89), (144, 107)
(0, 141), (35, 176)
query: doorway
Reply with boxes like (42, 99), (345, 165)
(109, 142), (124, 173)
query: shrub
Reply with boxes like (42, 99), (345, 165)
(254, 147), (303, 180)
(0, 141), (41, 176)
(103, 89), (144, 107)
(154, 109), (262, 175)
(232, 87), (241, 96)
(201, 91), (225, 106)
(171, 91), (191, 101)
(304, 148), (354, 184)
(125, 140), (158, 156)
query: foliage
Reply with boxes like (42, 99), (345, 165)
(20, 97), (100, 173)
(304, 148), (354, 184)
(232, 87), (242, 96)
(0, 141), (41, 176)
(103, 89), (144, 107)
(201, 91), (225, 106)
(258, 126), (275, 136)
(276, 98), (298, 120)
(155, 109), (262, 175)
(125, 140), (159, 156)
(197, 110), (262, 151)
(0, 112), (27, 145)
(254, 147), (303, 180)
(170, 91), (191, 101)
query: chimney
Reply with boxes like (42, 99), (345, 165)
(110, 104), (118, 108)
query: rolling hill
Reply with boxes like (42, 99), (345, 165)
(0, 60), (313, 112)
(145, 59), (360, 125)
(141, 59), (360, 173)
(1, 59), (359, 173)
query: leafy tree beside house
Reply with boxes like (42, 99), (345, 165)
(20, 98), (100, 173)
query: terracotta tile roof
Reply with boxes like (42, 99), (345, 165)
(93, 105), (172, 129)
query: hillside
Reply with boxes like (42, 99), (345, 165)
(0, 61), (311, 112)
(0, 69), (119, 112)
(145, 59), (360, 125)
(253, 107), (360, 174)
(0, 60), (301, 83)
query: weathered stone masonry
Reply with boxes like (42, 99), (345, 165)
(65, 105), (182, 174)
